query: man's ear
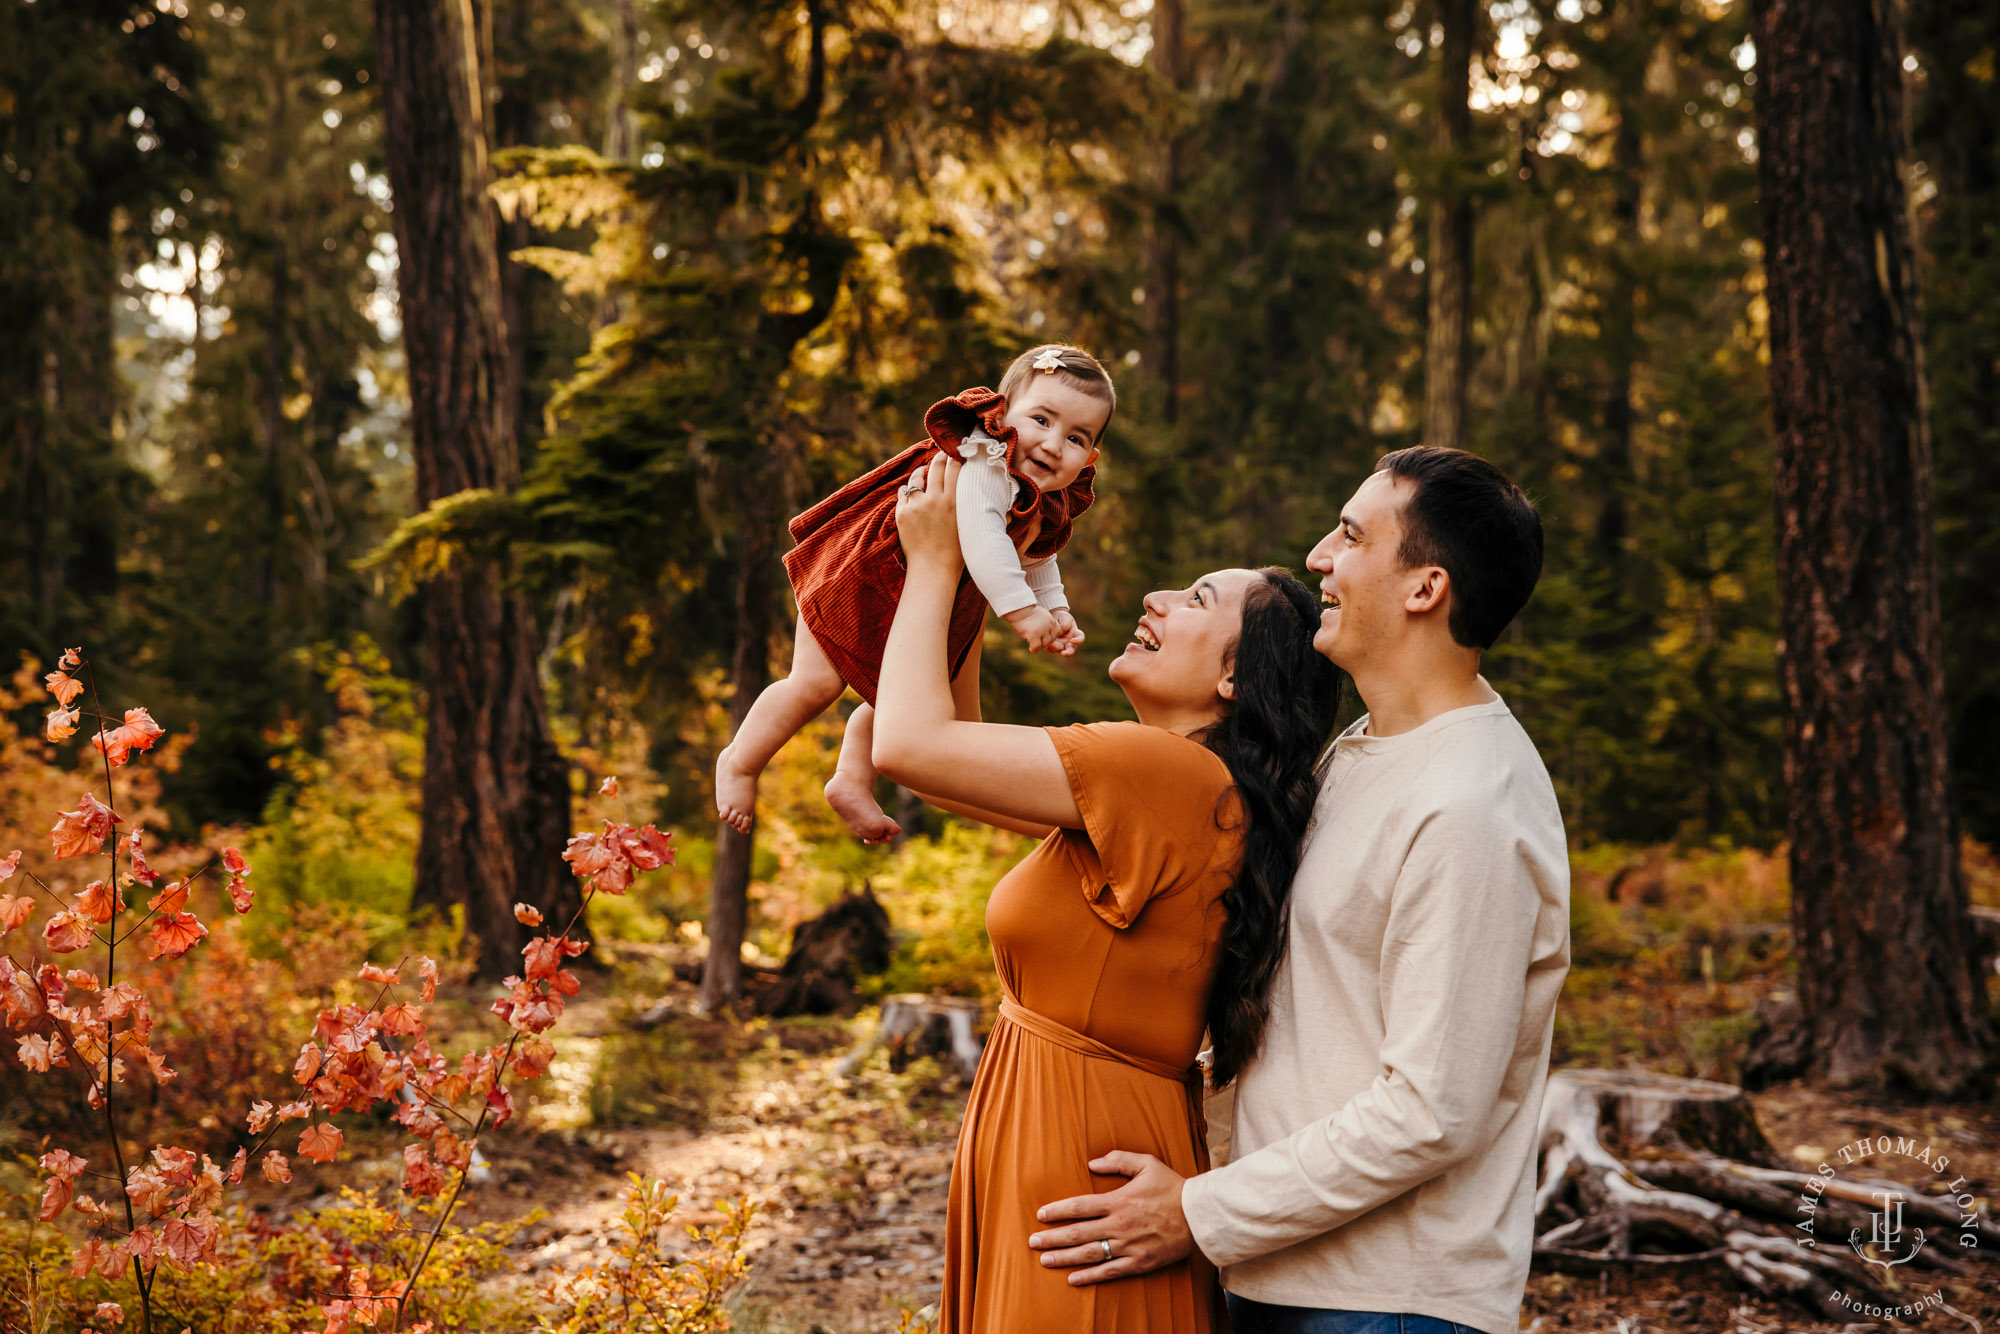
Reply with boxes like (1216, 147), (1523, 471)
(1405, 566), (1450, 615)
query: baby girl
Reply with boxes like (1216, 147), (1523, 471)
(715, 344), (1116, 842)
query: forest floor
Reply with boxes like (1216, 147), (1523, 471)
(448, 948), (2000, 1334)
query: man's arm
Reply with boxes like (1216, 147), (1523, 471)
(1031, 799), (1543, 1279)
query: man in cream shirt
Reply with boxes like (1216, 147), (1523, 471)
(1029, 446), (1571, 1334)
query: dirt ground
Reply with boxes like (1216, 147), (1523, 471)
(463, 980), (2000, 1334)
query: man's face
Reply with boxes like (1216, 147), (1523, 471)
(1304, 471), (1416, 669)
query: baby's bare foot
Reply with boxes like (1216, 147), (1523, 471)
(824, 771), (901, 844)
(715, 745), (759, 835)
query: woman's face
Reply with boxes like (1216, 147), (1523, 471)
(1110, 568), (1263, 716)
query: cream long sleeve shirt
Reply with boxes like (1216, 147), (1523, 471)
(1181, 695), (1570, 1334)
(953, 428), (1067, 617)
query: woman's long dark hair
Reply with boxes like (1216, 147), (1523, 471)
(1194, 567), (1344, 1089)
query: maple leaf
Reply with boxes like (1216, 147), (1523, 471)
(74, 880), (118, 926)
(222, 846), (250, 877)
(510, 1036), (556, 1079)
(522, 935), (562, 981)
(161, 1213), (217, 1266)
(151, 1146), (197, 1184)
(228, 876), (254, 913)
(0, 958), (45, 1025)
(147, 879), (189, 914)
(379, 1001), (424, 1036)
(17, 1033), (63, 1071)
(50, 794), (121, 860)
(93, 1302), (124, 1327)
(45, 706), (79, 741)
(402, 1143), (452, 1197)
(297, 1122), (343, 1163)
(247, 1100), (274, 1133)
(64, 968), (100, 990)
(126, 830), (158, 887)
(227, 1147), (246, 1184)
(262, 1150), (292, 1183)
(59, 647), (81, 668)
(43, 911), (97, 953)
(44, 671), (83, 707)
(417, 956), (439, 1002)
(91, 707), (166, 769)
(599, 775), (619, 797)
(625, 824), (676, 871)
(0, 894), (32, 933)
(144, 911), (207, 961)
(38, 1148), (85, 1220)
(357, 962), (400, 985)
(0, 849), (18, 882)
(513, 902), (543, 927)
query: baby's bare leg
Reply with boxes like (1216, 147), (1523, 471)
(716, 615), (846, 834)
(825, 704), (899, 844)
(827, 634), (984, 843)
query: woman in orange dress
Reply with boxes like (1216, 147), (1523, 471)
(873, 453), (1343, 1332)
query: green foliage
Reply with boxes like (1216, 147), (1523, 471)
(246, 637), (425, 931)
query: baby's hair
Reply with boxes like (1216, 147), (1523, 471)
(996, 344), (1117, 444)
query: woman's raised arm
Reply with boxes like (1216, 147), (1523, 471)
(872, 454), (1083, 831)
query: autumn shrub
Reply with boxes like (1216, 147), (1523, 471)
(1, 646), (747, 1334)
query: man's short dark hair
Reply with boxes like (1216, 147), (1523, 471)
(1374, 446), (1543, 650)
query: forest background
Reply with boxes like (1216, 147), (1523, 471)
(3, 0), (2000, 1324)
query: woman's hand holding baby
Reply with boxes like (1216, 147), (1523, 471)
(893, 454), (965, 573)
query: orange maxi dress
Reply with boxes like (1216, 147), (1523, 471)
(942, 721), (1243, 1333)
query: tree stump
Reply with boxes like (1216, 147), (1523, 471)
(835, 995), (985, 1081)
(753, 887), (893, 1017)
(1534, 1069), (1989, 1316)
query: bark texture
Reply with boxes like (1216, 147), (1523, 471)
(374, 0), (580, 979)
(1421, 0), (1474, 453)
(1749, 0), (1991, 1091)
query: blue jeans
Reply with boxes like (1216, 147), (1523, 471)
(1223, 1295), (1479, 1334)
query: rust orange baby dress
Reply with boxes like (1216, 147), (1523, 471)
(941, 721), (1243, 1332)
(782, 387), (1097, 706)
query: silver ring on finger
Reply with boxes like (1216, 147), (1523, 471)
(1099, 1238), (1113, 1262)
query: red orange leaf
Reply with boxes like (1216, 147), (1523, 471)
(261, 1151), (292, 1183)
(147, 879), (188, 914)
(297, 1122), (343, 1164)
(44, 671), (82, 707)
(144, 911), (206, 961)
(599, 775), (619, 797)
(222, 846), (250, 877)
(228, 877), (253, 913)
(45, 706), (78, 741)
(43, 911), (96, 953)
(513, 902), (543, 927)
(417, 957), (438, 1002)
(522, 936), (561, 981)
(50, 794), (120, 860)
(0, 895), (31, 933)
(0, 849), (18, 882)
(357, 962), (399, 985)
(74, 880), (118, 925)
(126, 830), (158, 887)
(59, 647), (80, 669)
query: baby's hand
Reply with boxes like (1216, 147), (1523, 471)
(1004, 605), (1062, 654)
(1049, 608), (1084, 657)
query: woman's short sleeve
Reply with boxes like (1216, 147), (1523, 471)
(1044, 721), (1240, 928)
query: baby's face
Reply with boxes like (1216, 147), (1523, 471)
(1003, 380), (1107, 491)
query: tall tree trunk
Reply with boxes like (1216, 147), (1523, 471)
(1750, 0), (1992, 1091)
(1143, 0), (1183, 423)
(1594, 111), (1642, 596)
(701, 480), (777, 1015)
(373, 0), (581, 979)
(1422, 0), (1474, 453)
